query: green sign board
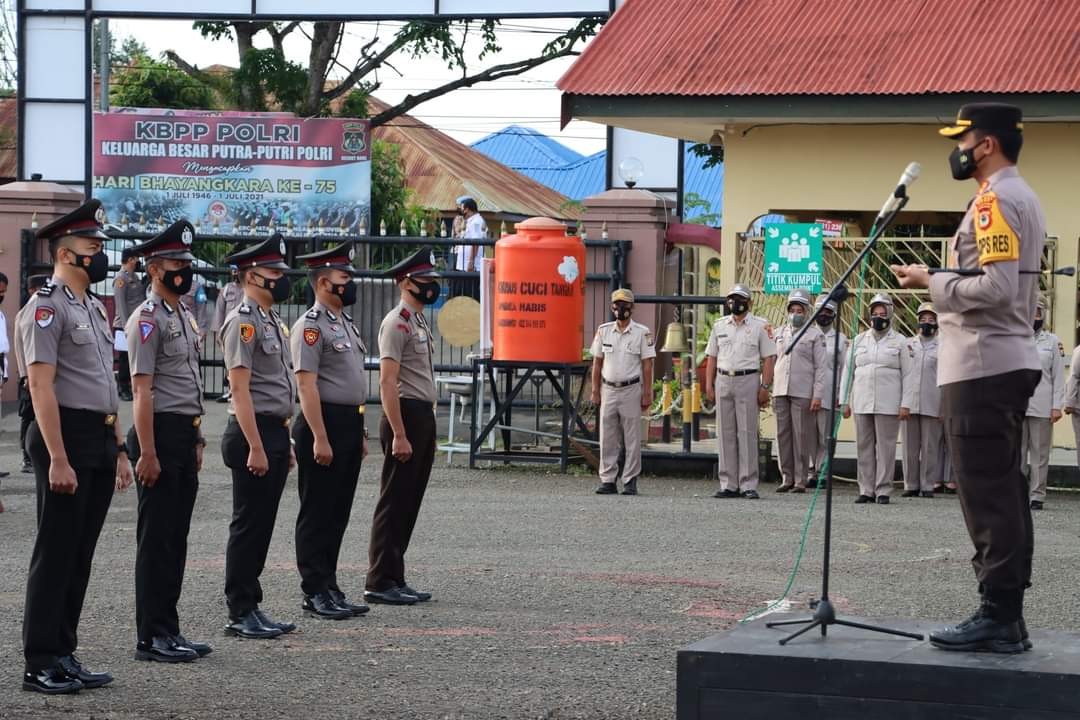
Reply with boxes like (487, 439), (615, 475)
(763, 223), (823, 294)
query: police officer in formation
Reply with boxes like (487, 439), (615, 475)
(705, 284), (776, 499)
(14, 274), (50, 475)
(893, 102), (1043, 652)
(366, 247), (440, 605)
(772, 288), (826, 493)
(291, 241), (371, 619)
(19, 199), (133, 694)
(1022, 296), (1063, 511)
(806, 294), (847, 488)
(590, 288), (655, 496)
(220, 234), (298, 638)
(842, 294), (910, 505)
(899, 302), (944, 498)
(1064, 343), (1080, 474)
(113, 247), (146, 401)
(213, 262), (244, 404)
(124, 220), (211, 663)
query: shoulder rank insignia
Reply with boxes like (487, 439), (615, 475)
(305, 308), (320, 320)
(343, 311), (353, 322)
(239, 323), (255, 343)
(237, 303), (251, 315)
(37, 283), (55, 297)
(62, 285), (76, 301)
(140, 300), (155, 315)
(327, 310), (338, 321)
(304, 328), (320, 346)
(400, 307), (411, 321)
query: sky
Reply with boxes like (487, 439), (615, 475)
(108, 17), (607, 157)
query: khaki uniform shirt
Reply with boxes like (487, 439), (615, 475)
(1026, 330), (1064, 418)
(378, 301), (436, 403)
(773, 322), (827, 400)
(222, 299), (295, 418)
(18, 277), (119, 413)
(112, 268), (146, 329)
(179, 275), (210, 339)
(589, 320), (656, 383)
(841, 328), (911, 415)
(901, 335), (942, 417)
(930, 166), (1044, 386)
(819, 327), (848, 408)
(13, 303), (28, 379)
(291, 302), (368, 406)
(1064, 345), (1080, 410)
(125, 291), (204, 416)
(213, 281), (243, 335)
(704, 314), (777, 371)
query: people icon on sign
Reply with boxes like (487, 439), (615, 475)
(779, 236), (811, 263)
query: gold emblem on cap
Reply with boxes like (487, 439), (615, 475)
(181, 227), (193, 245)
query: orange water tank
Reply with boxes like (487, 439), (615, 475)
(493, 217), (586, 363)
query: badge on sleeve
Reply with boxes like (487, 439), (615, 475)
(304, 328), (320, 346)
(239, 323), (255, 343)
(115, 278), (125, 289)
(139, 320), (155, 343)
(35, 307), (55, 328)
(974, 192), (1020, 266)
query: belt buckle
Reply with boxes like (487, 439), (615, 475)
(358, 405), (365, 415)
(283, 417), (291, 428)
(193, 416), (202, 428)
(725, 370), (736, 377)
(105, 414), (117, 426)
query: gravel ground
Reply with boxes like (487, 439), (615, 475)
(1, 405), (1079, 719)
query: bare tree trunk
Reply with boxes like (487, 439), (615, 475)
(234, 22), (265, 110)
(303, 21), (341, 117)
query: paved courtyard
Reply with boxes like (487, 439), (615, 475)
(1, 405), (1079, 719)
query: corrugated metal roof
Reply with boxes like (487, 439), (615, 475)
(472, 125), (585, 168)
(514, 152), (606, 201)
(558, 0), (1080, 97)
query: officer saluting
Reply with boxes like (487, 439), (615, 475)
(590, 288), (655, 496)
(19, 199), (134, 694)
(893, 103), (1044, 653)
(125, 220), (211, 663)
(220, 234), (298, 638)
(291, 241), (370, 620)
(365, 247), (440, 606)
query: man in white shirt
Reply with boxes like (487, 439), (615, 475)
(0, 271), (10, 493)
(454, 197), (486, 299)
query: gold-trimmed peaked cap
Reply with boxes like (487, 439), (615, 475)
(939, 102), (1023, 139)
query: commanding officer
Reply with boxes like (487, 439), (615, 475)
(113, 247), (145, 401)
(704, 284), (776, 499)
(893, 102), (1043, 653)
(589, 288), (656, 496)
(1022, 297), (1064, 511)
(900, 302), (945, 498)
(14, 274), (51, 476)
(842, 294), (910, 505)
(366, 247), (440, 605)
(291, 241), (370, 620)
(772, 288), (826, 493)
(20, 199), (133, 694)
(213, 263), (244, 404)
(807, 294), (848, 488)
(125, 220), (211, 663)
(220, 235), (297, 639)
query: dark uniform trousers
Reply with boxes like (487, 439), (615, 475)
(117, 351), (131, 391)
(942, 368), (1040, 619)
(367, 399), (436, 592)
(221, 415), (291, 618)
(126, 414), (200, 642)
(293, 404), (364, 596)
(18, 378), (33, 467)
(23, 408), (117, 672)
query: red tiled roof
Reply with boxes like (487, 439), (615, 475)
(558, 0), (1080, 97)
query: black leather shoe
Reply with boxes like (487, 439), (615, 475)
(901, 490), (919, 498)
(713, 489), (740, 498)
(364, 587), (418, 605)
(621, 478), (637, 495)
(224, 610), (283, 639)
(22, 666), (83, 695)
(119, 388), (133, 402)
(21, 462), (32, 473)
(920, 491), (934, 498)
(1030, 500), (1044, 510)
(594, 482), (617, 494)
(876, 496), (890, 505)
(1019, 618), (1033, 651)
(929, 610), (1024, 654)
(932, 484), (945, 494)
(135, 636), (198, 663)
(328, 589), (370, 616)
(806, 478), (818, 489)
(173, 634), (212, 658)
(254, 609), (296, 634)
(401, 585), (432, 602)
(791, 486), (806, 494)
(742, 490), (760, 499)
(854, 494), (873, 504)
(775, 484), (793, 493)
(303, 592), (352, 620)
(58, 655), (112, 689)
(216, 392), (231, 403)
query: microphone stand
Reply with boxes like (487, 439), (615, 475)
(765, 194), (925, 646)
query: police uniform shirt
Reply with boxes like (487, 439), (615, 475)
(125, 291), (204, 416)
(221, 300), (295, 418)
(773, 322), (827, 399)
(589, 320), (656, 383)
(1064, 345), (1080, 410)
(13, 303), (28, 380)
(841, 328), (911, 415)
(113, 268), (146, 329)
(213, 281), (243, 334)
(18, 277), (119, 413)
(378, 301), (436, 403)
(1026, 330), (1064, 418)
(902, 334), (942, 417)
(930, 166), (1044, 385)
(704, 314), (777, 371)
(819, 328), (848, 408)
(290, 302), (368, 406)
(180, 275), (209, 336)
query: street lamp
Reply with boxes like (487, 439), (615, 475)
(617, 157), (645, 189)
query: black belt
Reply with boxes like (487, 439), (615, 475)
(253, 413), (291, 428)
(603, 377), (641, 388)
(718, 369), (758, 377)
(59, 406), (117, 427)
(154, 412), (203, 428)
(320, 402), (367, 416)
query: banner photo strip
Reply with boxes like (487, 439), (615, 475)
(92, 111), (371, 236)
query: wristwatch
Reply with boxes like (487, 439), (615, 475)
(116, 442), (129, 455)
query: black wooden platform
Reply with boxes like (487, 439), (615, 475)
(677, 615), (1080, 719)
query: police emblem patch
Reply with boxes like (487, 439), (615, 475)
(239, 323), (255, 343)
(139, 320), (155, 343)
(279, 239), (287, 256)
(35, 307), (54, 328)
(181, 227), (193, 245)
(115, 278), (125, 288)
(304, 328), (320, 346)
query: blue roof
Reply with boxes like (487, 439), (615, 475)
(470, 127), (722, 226)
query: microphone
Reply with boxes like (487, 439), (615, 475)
(877, 162), (921, 222)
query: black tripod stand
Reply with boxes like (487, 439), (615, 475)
(766, 195), (925, 646)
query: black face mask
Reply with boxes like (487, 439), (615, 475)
(918, 322), (938, 337)
(162, 265), (194, 296)
(69, 250), (109, 284)
(816, 313), (834, 327)
(949, 142), (983, 181)
(330, 279), (357, 306)
(409, 278), (440, 305)
(1034, 318), (1044, 333)
(728, 299), (749, 316)
(253, 272), (291, 303)
(613, 303), (632, 321)
(871, 316), (890, 332)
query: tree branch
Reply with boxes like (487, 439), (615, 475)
(368, 49), (578, 127)
(267, 21), (300, 55)
(164, 50), (214, 84)
(322, 32), (413, 103)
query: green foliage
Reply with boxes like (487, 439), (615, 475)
(371, 139), (409, 235)
(543, 17), (606, 57)
(233, 48), (309, 113)
(337, 88), (373, 120)
(684, 192), (720, 227)
(397, 19), (502, 69)
(92, 22), (148, 74)
(688, 142), (724, 169)
(109, 53), (215, 110)
(193, 21), (234, 43)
